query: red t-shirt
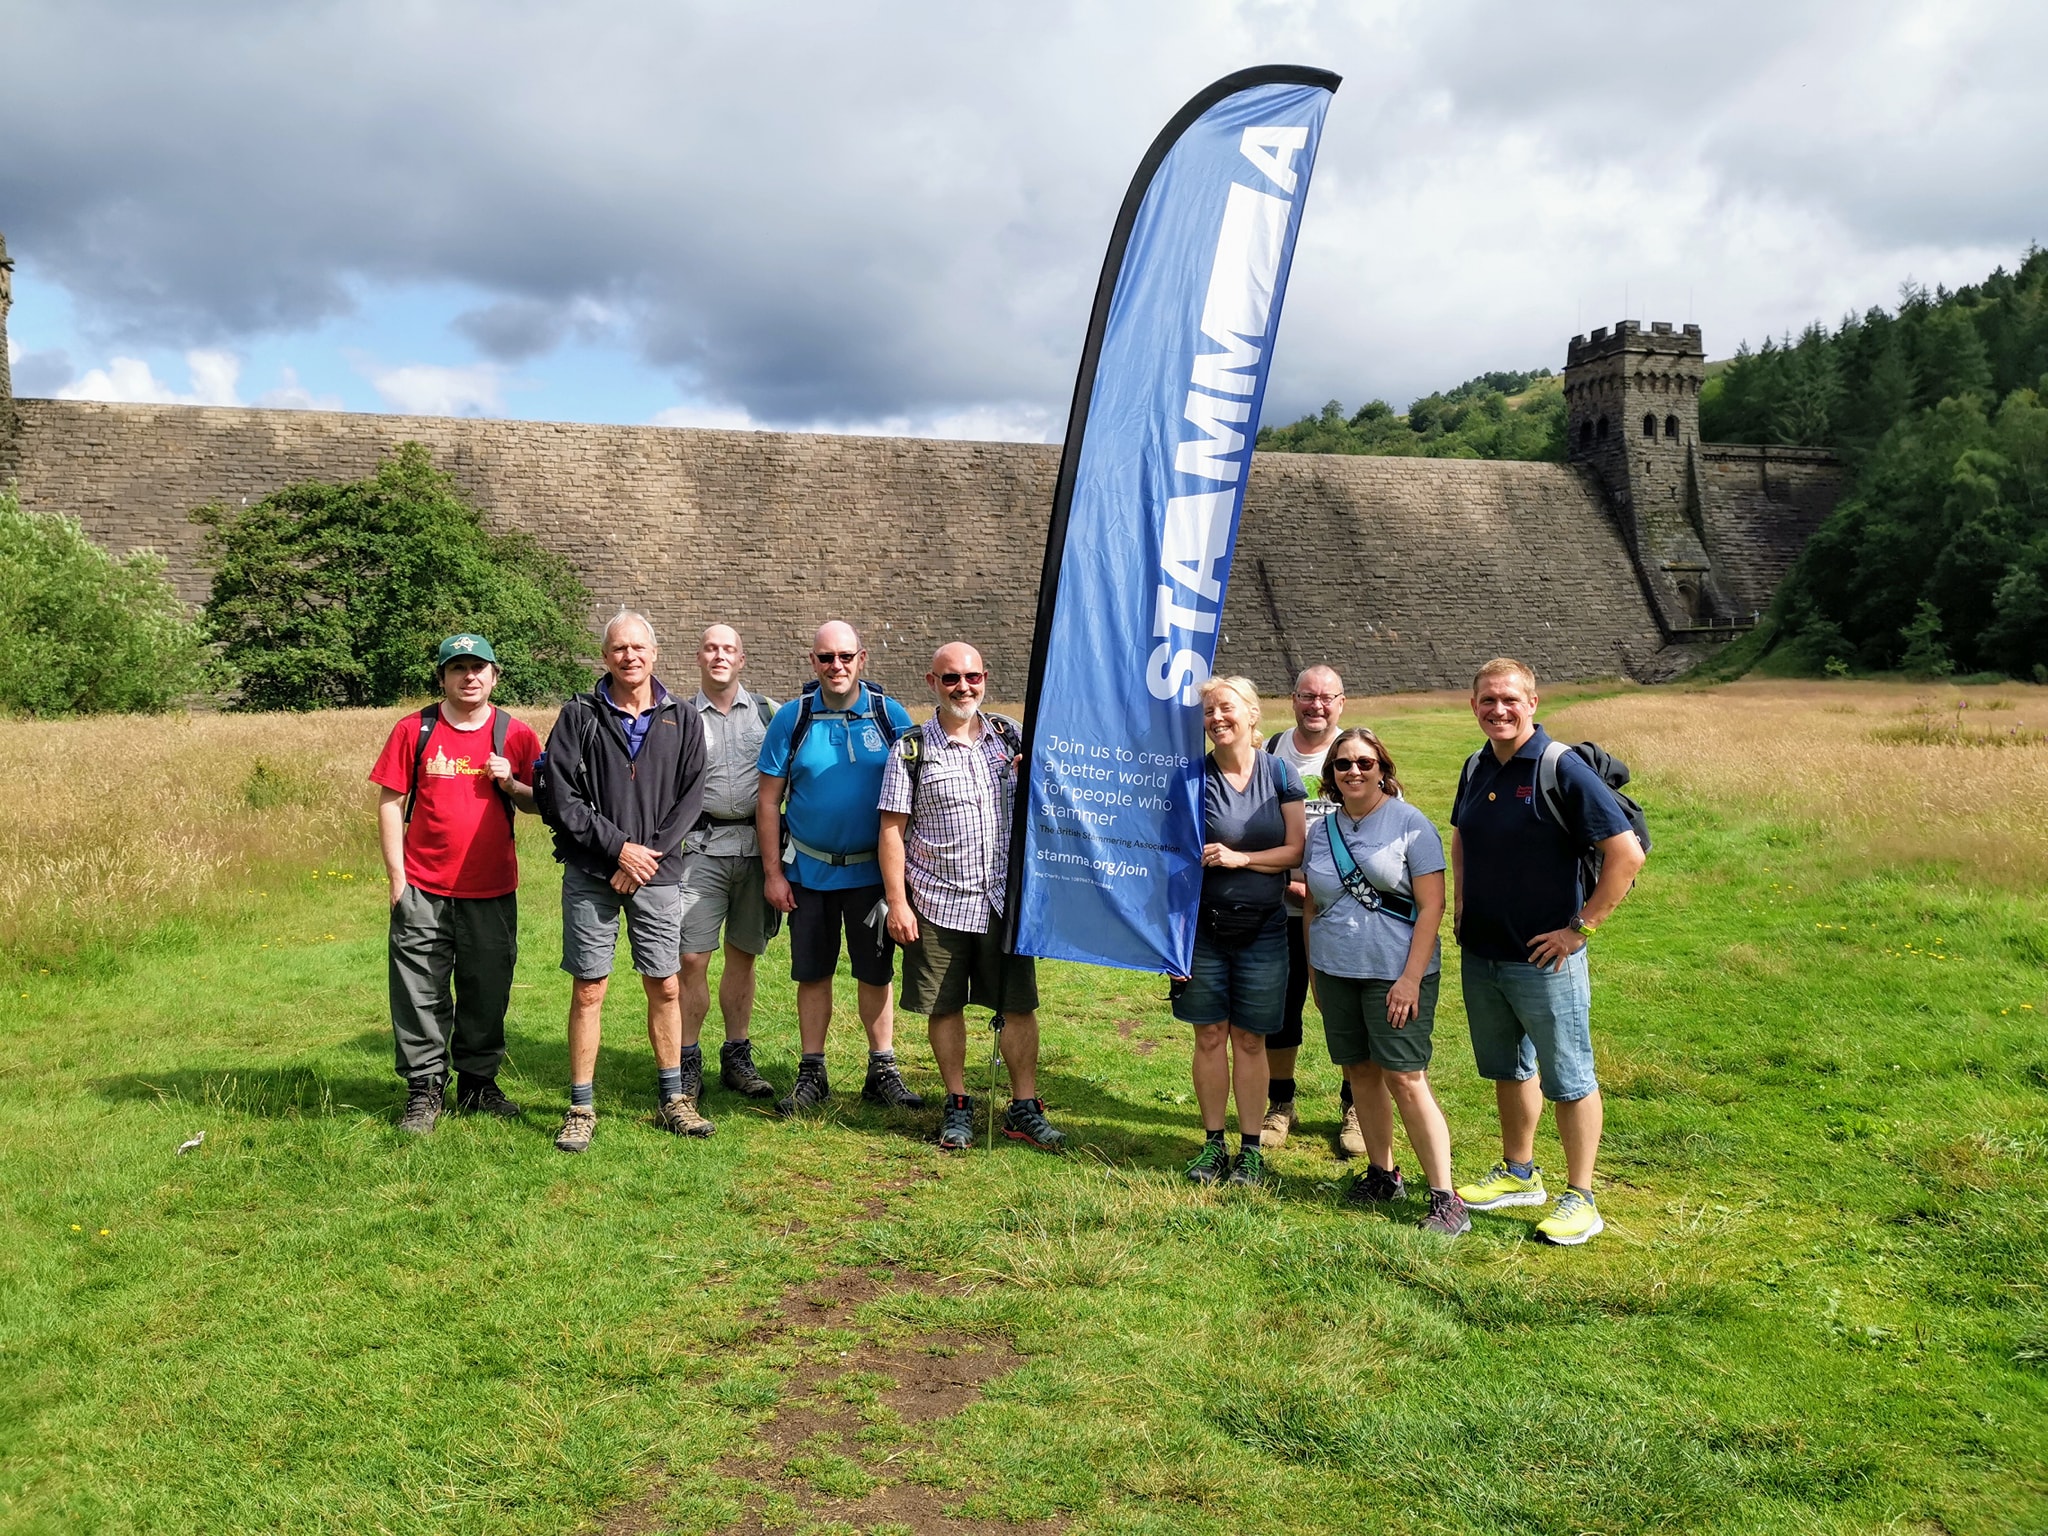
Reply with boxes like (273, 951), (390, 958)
(369, 708), (542, 899)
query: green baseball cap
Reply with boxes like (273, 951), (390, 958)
(434, 633), (499, 668)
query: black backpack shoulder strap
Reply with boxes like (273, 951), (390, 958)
(985, 712), (1023, 758)
(868, 685), (902, 747)
(786, 689), (818, 761)
(1264, 732), (1281, 755)
(405, 704), (443, 824)
(1451, 747), (1487, 826)
(490, 707), (517, 828)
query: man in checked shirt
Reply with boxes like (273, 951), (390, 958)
(879, 643), (1066, 1154)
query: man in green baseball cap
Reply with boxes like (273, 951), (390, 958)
(368, 632), (542, 1135)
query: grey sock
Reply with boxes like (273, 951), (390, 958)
(869, 1049), (896, 1066)
(801, 1052), (826, 1070)
(657, 1067), (684, 1102)
(569, 1081), (594, 1109)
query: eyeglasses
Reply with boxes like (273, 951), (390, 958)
(814, 650), (859, 664)
(1330, 757), (1379, 774)
(1294, 692), (1343, 704)
(938, 671), (986, 686)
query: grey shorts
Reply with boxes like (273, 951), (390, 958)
(1318, 969), (1440, 1074)
(678, 851), (778, 956)
(561, 863), (683, 980)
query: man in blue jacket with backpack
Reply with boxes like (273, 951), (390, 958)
(1450, 657), (1646, 1245)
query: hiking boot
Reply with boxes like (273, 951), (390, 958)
(719, 1039), (777, 1099)
(862, 1059), (925, 1110)
(1535, 1188), (1605, 1246)
(1419, 1188), (1472, 1236)
(1228, 1147), (1269, 1188)
(454, 1073), (521, 1118)
(775, 1059), (831, 1117)
(1002, 1098), (1067, 1152)
(554, 1105), (596, 1154)
(397, 1076), (444, 1135)
(657, 1092), (716, 1138)
(1344, 1163), (1406, 1205)
(1336, 1102), (1367, 1160)
(938, 1093), (975, 1151)
(1261, 1099), (1297, 1149)
(1456, 1161), (1547, 1211)
(1184, 1140), (1230, 1185)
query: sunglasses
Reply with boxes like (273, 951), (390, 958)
(938, 671), (986, 686)
(813, 650), (860, 664)
(1330, 757), (1380, 774)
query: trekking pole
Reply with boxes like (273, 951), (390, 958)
(986, 1012), (1005, 1151)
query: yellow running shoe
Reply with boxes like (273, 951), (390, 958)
(1535, 1188), (1604, 1246)
(1455, 1161), (1547, 1210)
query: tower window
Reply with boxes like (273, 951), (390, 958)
(1580, 420), (1593, 449)
(1665, 414), (1680, 439)
(1596, 416), (1609, 441)
(1643, 413), (1657, 439)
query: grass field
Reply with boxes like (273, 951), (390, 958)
(2, 680), (2045, 1534)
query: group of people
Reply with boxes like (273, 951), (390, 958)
(1174, 660), (1645, 1243)
(369, 614), (1062, 1160)
(371, 617), (1644, 1245)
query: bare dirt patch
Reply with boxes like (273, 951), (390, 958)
(1114, 1018), (1157, 1056)
(707, 1268), (1058, 1535)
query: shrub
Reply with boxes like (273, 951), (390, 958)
(0, 488), (208, 716)
(193, 443), (593, 711)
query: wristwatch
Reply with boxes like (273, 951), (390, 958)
(1572, 916), (1598, 938)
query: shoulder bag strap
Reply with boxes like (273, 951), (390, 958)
(404, 704), (443, 824)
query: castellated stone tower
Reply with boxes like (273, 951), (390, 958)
(1564, 320), (1719, 634)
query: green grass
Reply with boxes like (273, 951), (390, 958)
(3, 699), (2045, 1533)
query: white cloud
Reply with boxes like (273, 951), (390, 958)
(364, 361), (507, 416)
(254, 366), (344, 411)
(650, 402), (764, 431)
(53, 348), (241, 406)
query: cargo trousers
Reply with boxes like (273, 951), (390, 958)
(387, 886), (518, 1082)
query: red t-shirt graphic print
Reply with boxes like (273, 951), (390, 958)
(369, 708), (541, 898)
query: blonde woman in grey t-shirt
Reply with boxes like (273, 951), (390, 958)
(1301, 727), (1467, 1235)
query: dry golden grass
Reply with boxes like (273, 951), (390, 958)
(1553, 679), (2048, 885)
(0, 705), (556, 955)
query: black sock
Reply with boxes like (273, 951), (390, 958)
(1269, 1076), (1296, 1106)
(1241, 1132), (1262, 1150)
(869, 1049), (896, 1066)
(1205, 1128), (1227, 1147)
(1340, 1078), (1354, 1106)
(801, 1051), (826, 1073)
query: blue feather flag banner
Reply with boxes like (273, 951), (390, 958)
(1006, 67), (1339, 975)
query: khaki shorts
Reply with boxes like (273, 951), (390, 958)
(678, 850), (779, 956)
(900, 917), (1038, 1017)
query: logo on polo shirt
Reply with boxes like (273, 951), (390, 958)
(862, 725), (883, 753)
(1516, 784), (1533, 802)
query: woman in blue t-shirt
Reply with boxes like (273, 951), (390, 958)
(1301, 727), (1467, 1236)
(1173, 675), (1306, 1189)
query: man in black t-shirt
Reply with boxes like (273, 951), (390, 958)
(1449, 658), (1644, 1246)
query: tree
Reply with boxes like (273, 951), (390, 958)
(0, 489), (208, 716)
(194, 443), (593, 711)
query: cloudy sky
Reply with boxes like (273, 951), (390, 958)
(3, 0), (2041, 440)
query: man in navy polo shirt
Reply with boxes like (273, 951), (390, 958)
(1450, 657), (1645, 1245)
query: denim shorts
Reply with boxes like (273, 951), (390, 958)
(1460, 949), (1597, 1102)
(1173, 908), (1290, 1034)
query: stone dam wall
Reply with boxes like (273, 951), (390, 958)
(5, 399), (1676, 699)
